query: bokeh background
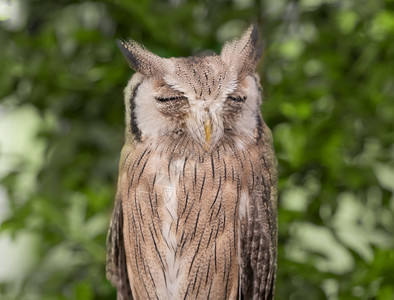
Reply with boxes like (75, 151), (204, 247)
(0, 0), (393, 299)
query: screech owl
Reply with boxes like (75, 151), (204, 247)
(106, 24), (278, 300)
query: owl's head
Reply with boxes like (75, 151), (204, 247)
(118, 24), (263, 151)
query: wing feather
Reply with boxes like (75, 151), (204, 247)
(106, 193), (133, 300)
(240, 119), (278, 300)
(106, 74), (144, 299)
(106, 144), (136, 300)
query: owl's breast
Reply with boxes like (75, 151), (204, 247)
(121, 140), (256, 299)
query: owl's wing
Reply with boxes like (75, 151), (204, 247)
(106, 144), (135, 300)
(106, 193), (132, 300)
(240, 120), (278, 300)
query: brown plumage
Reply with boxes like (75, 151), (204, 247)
(106, 24), (278, 300)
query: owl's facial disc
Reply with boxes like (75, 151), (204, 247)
(122, 24), (263, 151)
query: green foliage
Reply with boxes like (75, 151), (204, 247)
(0, 0), (393, 299)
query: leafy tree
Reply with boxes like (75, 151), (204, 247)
(0, 0), (393, 299)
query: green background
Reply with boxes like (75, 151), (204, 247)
(0, 0), (393, 299)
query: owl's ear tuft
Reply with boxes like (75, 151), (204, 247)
(116, 39), (172, 76)
(220, 23), (263, 76)
(116, 39), (139, 70)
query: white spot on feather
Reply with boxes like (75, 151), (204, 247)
(239, 190), (249, 219)
(238, 190), (250, 298)
(158, 156), (185, 298)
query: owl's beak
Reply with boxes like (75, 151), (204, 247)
(204, 116), (212, 150)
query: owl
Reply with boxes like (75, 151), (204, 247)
(106, 24), (278, 300)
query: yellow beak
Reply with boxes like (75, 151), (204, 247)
(204, 116), (212, 150)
